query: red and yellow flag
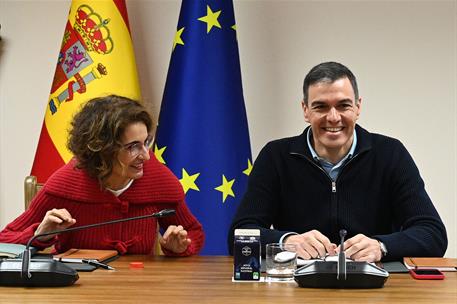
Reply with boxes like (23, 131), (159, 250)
(31, 0), (141, 183)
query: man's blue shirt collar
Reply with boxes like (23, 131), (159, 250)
(306, 127), (357, 180)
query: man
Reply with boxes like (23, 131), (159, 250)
(229, 62), (447, 262)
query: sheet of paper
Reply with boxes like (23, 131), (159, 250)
(297, 255), (353, 266)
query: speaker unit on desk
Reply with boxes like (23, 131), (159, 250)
(294, 260), (388, 288)
(0, 258), (78, 287)
(293, 230), (389, 289)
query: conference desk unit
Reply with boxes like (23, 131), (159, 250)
(2, 256), (456, 303)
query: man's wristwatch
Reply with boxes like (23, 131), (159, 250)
(378, 241), (388, 257)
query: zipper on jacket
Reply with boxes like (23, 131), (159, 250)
(333, 152), (363, 184)
(290, 152), (335, 192)
(291, 151), (340, 234)
(290, 142), (369, 235)
(290, 150), (365, 193)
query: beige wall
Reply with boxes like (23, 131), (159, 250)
(0, 0), (455, 257)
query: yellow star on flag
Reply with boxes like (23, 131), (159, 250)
(197, 5), (222, 33)
(173, 27), (185, 50)
(154, 144), (166, 164)
(214, 175), (235, 203)
(231, 24), (237, 40)
(243, 159), (253, 176)
(180, 168), (200, 194)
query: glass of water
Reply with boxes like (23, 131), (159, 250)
(265, 243), (297, 282)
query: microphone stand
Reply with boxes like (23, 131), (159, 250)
(337, 229), (347, 280)
(21, 208), (176, 279)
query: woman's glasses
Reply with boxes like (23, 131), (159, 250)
(122, 135), (154, 157)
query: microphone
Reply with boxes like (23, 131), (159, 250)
(0, 208), (175, 287)
(294, 228), (389, 288)
(337, 229), (347, 280)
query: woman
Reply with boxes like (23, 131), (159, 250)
(0, 95), (205, 256)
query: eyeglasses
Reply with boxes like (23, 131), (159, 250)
(122, 135), (154, 157)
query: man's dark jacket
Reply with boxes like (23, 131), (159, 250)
(229, 125), (447, 261)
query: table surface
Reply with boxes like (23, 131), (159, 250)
(1, 255), (456, 303)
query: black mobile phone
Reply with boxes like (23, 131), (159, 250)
(409, 268), (445, 280)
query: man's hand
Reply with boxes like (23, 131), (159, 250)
(160, 225), (191, 254)
(285, 230), (337, 259)
(35, 208), (76, 241)
(338, 234), (382, 262)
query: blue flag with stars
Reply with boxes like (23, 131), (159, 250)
(155, 0), (252, 255)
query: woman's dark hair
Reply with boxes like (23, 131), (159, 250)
(67, 95), (154, 186)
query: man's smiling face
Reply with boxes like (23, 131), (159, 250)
(302, 77), (361, 162)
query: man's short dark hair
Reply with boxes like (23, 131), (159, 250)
(303, 62), (359, 105)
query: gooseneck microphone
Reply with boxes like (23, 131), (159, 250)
(337, 229), (347, 280)
(21, 208), (175, 279)
(0, 208), (175, 287)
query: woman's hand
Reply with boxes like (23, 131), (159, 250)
(160, 225), (191, 254)
(35, 208), (76, 241)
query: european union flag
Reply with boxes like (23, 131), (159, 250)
(155, 0), (252, 255)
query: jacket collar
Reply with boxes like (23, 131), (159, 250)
(289, 124), (372, 158)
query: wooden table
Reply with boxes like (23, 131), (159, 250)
(2, 256), (456, 303)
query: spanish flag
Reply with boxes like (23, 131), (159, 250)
(31, 0), (141, 183)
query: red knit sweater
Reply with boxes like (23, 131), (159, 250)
(0, 156), (205, 256)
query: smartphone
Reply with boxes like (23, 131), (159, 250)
(409, 268), (445, 280)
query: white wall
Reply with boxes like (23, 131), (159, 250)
(0, 0), (455, 257)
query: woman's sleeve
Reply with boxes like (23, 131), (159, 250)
(159, 197), (205, 257)
(0, 189), (56, 249)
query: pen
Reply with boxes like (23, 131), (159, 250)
(82, 259), (115, 270)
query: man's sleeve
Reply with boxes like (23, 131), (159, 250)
(373, 141), (447, 260)
(227, 142), (292, 254)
